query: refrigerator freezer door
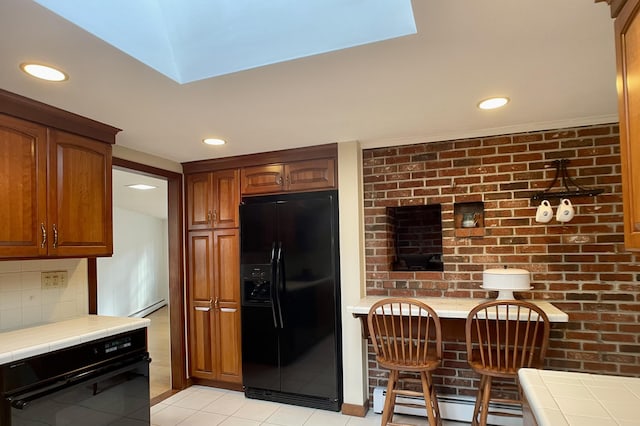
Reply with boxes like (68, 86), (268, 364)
(241, 304), (280, 390)
(240, 202), (277, 265)
(240, 202), (280, 391)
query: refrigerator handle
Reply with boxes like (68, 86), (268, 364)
(269, 242), (279, 328)
(275, 241), (285, 328)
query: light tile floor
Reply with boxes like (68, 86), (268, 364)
(151, 386), (469, 426)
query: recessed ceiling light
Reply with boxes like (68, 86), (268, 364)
(20, 63), (68, 82)
(127, 184), (157, 190)
(203, 138), (226, 146)
(478, 97), (509, 110)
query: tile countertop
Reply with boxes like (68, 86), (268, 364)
(519, 368), (640, 426)
(0, 315), (150, 365)
(346, 295), (569, 322)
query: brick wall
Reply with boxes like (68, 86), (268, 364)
(362, 123), (640, 399)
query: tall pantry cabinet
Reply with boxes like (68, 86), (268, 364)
(186, 170), (242, 385)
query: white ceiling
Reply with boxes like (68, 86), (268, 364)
(112, 169), (168, 219)
(0, 0), (618, 165)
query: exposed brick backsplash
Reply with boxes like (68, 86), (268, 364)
(362, 123), (640, 398)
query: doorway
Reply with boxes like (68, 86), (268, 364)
(88, 158), (186, 401)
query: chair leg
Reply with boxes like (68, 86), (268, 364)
(381, 369), (398, 426)
(420, 371), (441, 426)
(471, 375), (486, 426)
(479, 375), (492, 426)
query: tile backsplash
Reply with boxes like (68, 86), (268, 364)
(0, 259), (88, 331)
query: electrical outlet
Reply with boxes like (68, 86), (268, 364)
(41, 271), (67, 289)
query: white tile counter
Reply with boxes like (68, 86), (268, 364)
(0, 315), (150, 365)
(347, 295), (569, 322)
(519, 368), (640, 426)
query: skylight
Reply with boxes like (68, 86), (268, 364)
(33, 0), (416, 84)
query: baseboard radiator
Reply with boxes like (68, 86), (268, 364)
(372, 386), (522, 426)
(131, 299), (167, 318)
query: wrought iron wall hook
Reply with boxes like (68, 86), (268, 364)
(530, 159), (604, 202)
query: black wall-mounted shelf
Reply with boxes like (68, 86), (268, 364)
(530, 159), (604, 202)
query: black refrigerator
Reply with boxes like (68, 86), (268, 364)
(240, 190), (342, 411)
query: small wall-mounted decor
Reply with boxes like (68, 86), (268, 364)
(454, 202), (484, 237)
(530, 159), (604, 202)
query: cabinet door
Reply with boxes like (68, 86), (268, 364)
(616, 0), (640, 250)
(186, 173), (214, 230)
(0, 115), (48, 257)
(285, 158), (336, 192)
(241, 164), (284, 195)
(213, 169), (240, 228)
(188, 231), (217, 380)
(214, 229), (242, 383)
(48, 130), (112, 257)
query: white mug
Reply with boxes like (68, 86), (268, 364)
(556, 198), (575, 222)
(535, 200), (553, 223)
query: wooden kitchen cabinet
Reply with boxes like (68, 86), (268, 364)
(615, 0), (640, 250)
(0, 113), (113, 258)
(187, 229), (241, 384)
(186, 169), (239, 230)
(241, 158), (336, 195)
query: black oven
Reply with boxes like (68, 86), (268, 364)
(0, 328), (150, 425)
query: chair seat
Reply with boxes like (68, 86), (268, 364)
(377, 355), (441, 372)
(467, 349), (544, 378)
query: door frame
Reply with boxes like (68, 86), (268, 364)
(88, 157), (187, 391)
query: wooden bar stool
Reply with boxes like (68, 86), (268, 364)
(465, 300), (550, 426)
(367, 298), (443, 426)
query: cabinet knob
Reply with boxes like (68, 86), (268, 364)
(213, 209), (218, 222)
(41, 223), (47, 248)
(214, 297), (219, 309)
(276, 176), (283, 185)
(52, 224), (58, 249)
(207, 211), (212, 223)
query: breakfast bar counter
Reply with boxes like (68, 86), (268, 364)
(347, 296), (568, 341)
(347, 295), (569, 321)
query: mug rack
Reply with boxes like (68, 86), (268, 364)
(530, 159), (604, 202)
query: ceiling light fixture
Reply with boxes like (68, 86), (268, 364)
(203, 138), (226, 146)
(20, 63), (68, 82)
(478, 97), (509, 110)
(127, 184), (157, 190)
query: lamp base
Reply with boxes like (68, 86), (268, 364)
(481, 286), (533, 300)
(495, 290), (516, 300)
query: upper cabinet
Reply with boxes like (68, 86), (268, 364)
(49, 130), (113, 257)
(0, 91), (118, 259)
(0, 114), (48, 257)
(614, 0), (640, 250)
(186, 169), (240, 230)
(241, 158), (336, 195)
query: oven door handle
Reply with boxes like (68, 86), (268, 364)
(7, 354), (150, 410)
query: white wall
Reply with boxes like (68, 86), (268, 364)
(97, 207), (169, 317)
(0, 259), (88, 331)
(338, 141), (368, 408)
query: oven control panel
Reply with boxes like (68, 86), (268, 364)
(104, 336), (133, 354)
